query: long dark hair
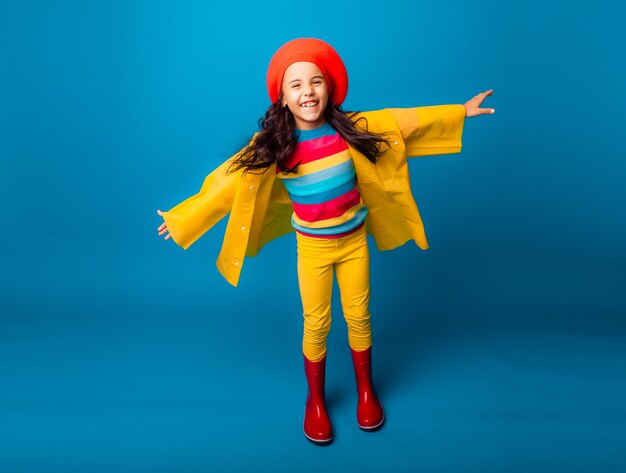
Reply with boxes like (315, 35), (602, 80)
(227, 101), (390, 175)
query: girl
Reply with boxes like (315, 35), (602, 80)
(156, 38), (494, 446)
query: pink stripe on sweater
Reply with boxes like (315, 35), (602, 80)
(282, 134), (348, 168)
(292, 188), (361, 222)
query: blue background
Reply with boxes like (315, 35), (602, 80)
(1, 0), (625, 471)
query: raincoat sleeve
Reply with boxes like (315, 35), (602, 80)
(387, 104), (466, 157)
(160, 158), (241, 250)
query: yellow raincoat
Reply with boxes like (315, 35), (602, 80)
(162, 104), (466, 286)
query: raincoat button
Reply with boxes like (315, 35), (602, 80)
(235, 261), (239, 266)
(393, 140), (398, 145)
(249, 186), (254, 190)
(241, 226), (246, 231)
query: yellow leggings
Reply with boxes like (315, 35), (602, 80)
(296, 225), (372, 362)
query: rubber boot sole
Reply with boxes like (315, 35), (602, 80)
(304, 431), (333, 446)
(358, 413), (385, 432)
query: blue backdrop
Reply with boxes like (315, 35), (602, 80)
(1, 0), (625, 472)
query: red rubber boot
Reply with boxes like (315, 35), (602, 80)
(303, 354), (333, 445)
(351, 347), (385, 431)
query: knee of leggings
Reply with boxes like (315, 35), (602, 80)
(344, 312), (371, 331)
(303, 324), (330, 345)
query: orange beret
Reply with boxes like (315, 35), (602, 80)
(266, 38), (348, 106)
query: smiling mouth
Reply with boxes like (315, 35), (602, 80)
(300, 101), (318, 108)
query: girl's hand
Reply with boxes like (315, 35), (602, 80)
(464, 89), (495, 117)
(156, 209), (171, 240)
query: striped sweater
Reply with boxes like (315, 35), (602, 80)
(276, 122), (368, 238)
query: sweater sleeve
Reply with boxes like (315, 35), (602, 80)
(387, 105), (466, 157)
(161, 158), (241, 250)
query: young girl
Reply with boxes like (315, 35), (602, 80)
(156, 38), (494, 446)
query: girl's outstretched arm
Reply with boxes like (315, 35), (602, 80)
(464, 89), (495, 117)
(154, 157), (241, 250)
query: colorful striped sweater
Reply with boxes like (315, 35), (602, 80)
(276, 122), (368, 238)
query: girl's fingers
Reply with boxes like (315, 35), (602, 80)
(465, 106), (495, 117)
(471, 90), (494, 110)
(470, 89), (492, 102)
(158, 226), (171, 239)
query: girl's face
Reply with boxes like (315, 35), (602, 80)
(281, 61), (329, 130)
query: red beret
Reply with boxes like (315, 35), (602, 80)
(266, 38), (348, 106)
